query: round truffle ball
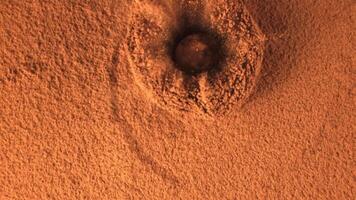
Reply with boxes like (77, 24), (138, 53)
(174, 34), (215, 74)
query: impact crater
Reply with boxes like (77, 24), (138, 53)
(127, 0), (266, 115)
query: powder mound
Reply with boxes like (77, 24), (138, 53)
(126, 0), (265, 115)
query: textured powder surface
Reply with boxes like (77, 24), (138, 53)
(0, 0), (355, 199)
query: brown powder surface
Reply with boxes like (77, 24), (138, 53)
(0, 0), (354, 199)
